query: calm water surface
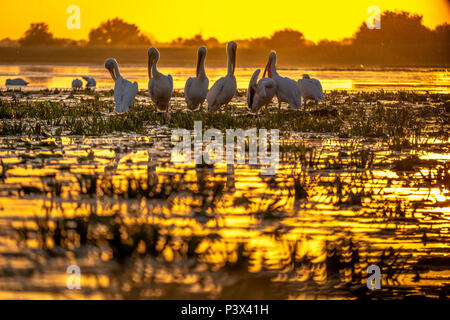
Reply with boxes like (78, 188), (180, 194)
(0, 64), (449, 93)
(0, 76), (448, 299)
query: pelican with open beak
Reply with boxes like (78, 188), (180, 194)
(105, 58), (138, 113)
(206, 41), (237, 112)
(148, 47), (173, 111)
(184, 46), (209, 110)
(263, 51), (302, 110)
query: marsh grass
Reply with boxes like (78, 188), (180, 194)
(0, 91), (448, 151)
(1, 89), (449, 299)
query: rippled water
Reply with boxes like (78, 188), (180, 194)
(0, 64), (449, 93)
(0, 86), (448, 299)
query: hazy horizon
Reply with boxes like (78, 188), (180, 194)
(1, 0), (449, 43)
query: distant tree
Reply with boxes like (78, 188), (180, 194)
(205, 37), (220, 48)
(88, 18), (150, 46)
(170, 34), (220, 48)
(434, 23), (450, 42)
(182, 34), (206, 47)
(269, 29), (305, 48)
(353, 11), (432, 47)
(431, 23), (450, 60)
(171, 37), (183, 46)
(0, 37), (19, 47)
(247, 36), (269, 49)
(246, 29), (306, 49)
(351, 10), (448, 63)
(19, 23), (54, 46)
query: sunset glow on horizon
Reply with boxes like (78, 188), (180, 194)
(0, 0), (449, 43)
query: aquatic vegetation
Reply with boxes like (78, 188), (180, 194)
(0, 91), (448, 142)
(0, 89), (448, 299)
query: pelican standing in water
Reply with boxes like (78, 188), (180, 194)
(148, 47), (173, 111)
(297, 74), (324, 107)
(247, 69), (276, 115)
(82, 76), (96, 89)
(184, 46), (209, 110)
(206, 41), (237, 112)
(263, 51), (302, 109)
(104, 58), (138, 113)
(71, 79), (83, 90)
(5, 78), (29, 86)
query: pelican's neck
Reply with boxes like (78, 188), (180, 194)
(152, 52), (161, 78)
(227, 48), (234, 76)
(197, 53), (206, 80)
(113, 62), (121, 79)
(270, 56), (278, 77)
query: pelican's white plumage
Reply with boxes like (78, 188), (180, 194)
(5, 78), (29, 86)
(184, 46), (209, 110)
(247, 69), (276, 114)
(72, 79), (83, 89)
(105, 58), (138, 113)
(148, 47), (173, 111)
(264, 51), (302, 109)
(82, 76), (96, 88)
(297, 74), (324, 106)
(206, 41), (237, 112)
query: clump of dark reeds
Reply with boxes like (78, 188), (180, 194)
(324, 236), (410, 297)
(1, 91), (448, 143)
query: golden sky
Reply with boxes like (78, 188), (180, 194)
(1, 0), (449, 42)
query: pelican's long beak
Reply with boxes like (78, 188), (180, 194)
(108, 64), (117, 81)
(232, 47), (236, 75)
(148, 53), (153, 79)
(262, 58), (270, 78)
(196, 51), (202, 77)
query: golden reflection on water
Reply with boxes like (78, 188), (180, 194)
(0, 91), (449, 299)
(1, 65), (449, 93)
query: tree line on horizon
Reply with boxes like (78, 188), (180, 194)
(0, 11), (448, 65)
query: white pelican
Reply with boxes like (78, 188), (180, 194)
(148, 47), (173, 111)
(82, 76), (96, 88)
(297, 74), (324, 106)
(184, 46), (209, 110)
(5, 78), (28, 86)
(104, 58), (138, 113)
(263, 51), (302, 109)
(72, 79), (82, 90)
(206, 41), (237, 112)
(247, 69), (276, 114)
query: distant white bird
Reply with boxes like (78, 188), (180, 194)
(104, 58), (138, 113)
(184, 46), (209, 110)
(5, 78), (28, 86)
(82, 76), (96, 88)
(207, 41), (237, 112)
(297, 74), (324, 106)
(263, 51), (302, 109)
(247, 69), (276, 114)
(72, 79), (83, 90)
(148, 47), (173, 111)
